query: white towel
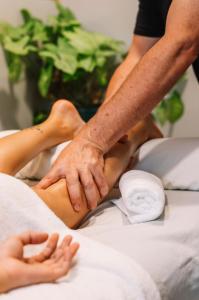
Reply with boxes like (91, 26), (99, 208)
(112, 170), (165, 224)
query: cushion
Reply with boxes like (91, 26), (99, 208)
(134, 138), (199, 190)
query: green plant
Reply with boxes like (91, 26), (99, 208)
(0, 2), (186, 129)
(0, 3), (124, 123)
(153, 75), (187, 135)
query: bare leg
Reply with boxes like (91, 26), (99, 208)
(33, 117), (162, 229)
(0, 98), (161, 229)
(0, 100), (84, 175)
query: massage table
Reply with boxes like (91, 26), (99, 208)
(79, 190), (199, 300)
(0, 130), (198, 299)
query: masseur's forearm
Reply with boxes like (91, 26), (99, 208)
(104, 50), (140, 101)
(79, 34), (198, 153)
(104, 36), (158, 102)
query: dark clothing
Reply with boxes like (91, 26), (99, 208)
(134, 0), (199, 82)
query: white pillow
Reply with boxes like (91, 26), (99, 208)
(134, 138), (199, 190)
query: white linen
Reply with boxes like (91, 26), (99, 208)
(0, 130), (69, 180)
(134, 138), (199, 191)
(79, 190), (199, 300)
(16, 142), (70, 180)
(0, 173), (160, 300)
(2, 131), (199, 191)
(112, 170), (165, 224)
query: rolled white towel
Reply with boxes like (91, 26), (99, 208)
(112, 170), (165, 224)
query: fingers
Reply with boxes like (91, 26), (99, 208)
(18, 231), (49, 246)
(37, 169), (61, 189)
(90, 164), (109, 198)
(58, 236), (79, 260)
(23, 237), (80, 285)
(65, 171), (82, 212)
(59, 235), (72, 250)
(29, 233), (59, 263)
(79, 169), (101, 209)
(69, 242), (80, 258)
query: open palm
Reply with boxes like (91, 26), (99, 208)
(0, 231), (79, 293)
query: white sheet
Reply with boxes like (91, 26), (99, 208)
(0, 173), (160, 300)
(79, 190), (199, 300)
(1, 131), (199, 299)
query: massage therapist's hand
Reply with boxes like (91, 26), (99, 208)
(39, 138), (109, 211)
(0, 231), (79, 293)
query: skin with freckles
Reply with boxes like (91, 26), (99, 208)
(39, 0), (199, 213)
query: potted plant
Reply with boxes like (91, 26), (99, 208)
(0, 1), (187, 133)
(0, 2), (125, 123)
(153, 75), (187, 136)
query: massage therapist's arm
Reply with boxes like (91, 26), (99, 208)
(104, 35), (159, 101)
(39, 35), (158, 210)
(40, 0), (199, 211)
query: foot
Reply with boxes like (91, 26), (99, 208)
(127, 115), (163, 143)
(45, 100), (85, 145)
(144, 115), (163, 140)
(124, 115), (163, 159)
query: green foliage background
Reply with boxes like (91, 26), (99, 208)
(0, 3), (124, 122)
(0, 2), (186, 127)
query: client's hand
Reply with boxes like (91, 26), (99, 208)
(0, 231), (79, 293)
(38, 137), (109, 212)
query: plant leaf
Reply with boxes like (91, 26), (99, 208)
(56, 3), (76, 22)
(63, 28), (97, 54)
(4, 36), (30, 55)
(5, 52), (23, 82)
(153, 100), (168, 126)
(38, 62), (53, 97)
(166, 91), (184, 123)
(32, 21), (48, 42)
(0, 22), (13, 43)
(20, 9), (33, 23)
(79, 56), (95, 72)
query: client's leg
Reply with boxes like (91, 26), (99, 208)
(33, 117), (161, 229)
(0, 100), (84, 175)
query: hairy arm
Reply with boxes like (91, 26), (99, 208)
(79, 0), (199, 152)
(104, 35), (159, 101)
(39, 0), (199, 211)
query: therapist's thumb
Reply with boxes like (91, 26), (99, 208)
(37, 170), (60, 189)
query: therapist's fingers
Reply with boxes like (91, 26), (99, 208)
(38, 168), (61, 189)
(65, 171), (82, 212)
(79, 169), (101, 209)
(90, 164), (109, 198)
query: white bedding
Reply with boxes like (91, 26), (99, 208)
(79, 190), (199, 300)
(0, 173), (160, 300)
(1, 131), (199, 300)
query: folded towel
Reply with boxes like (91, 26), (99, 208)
(112, 170), (165, 224)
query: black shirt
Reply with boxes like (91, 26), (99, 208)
(134, 0), (199, 82)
